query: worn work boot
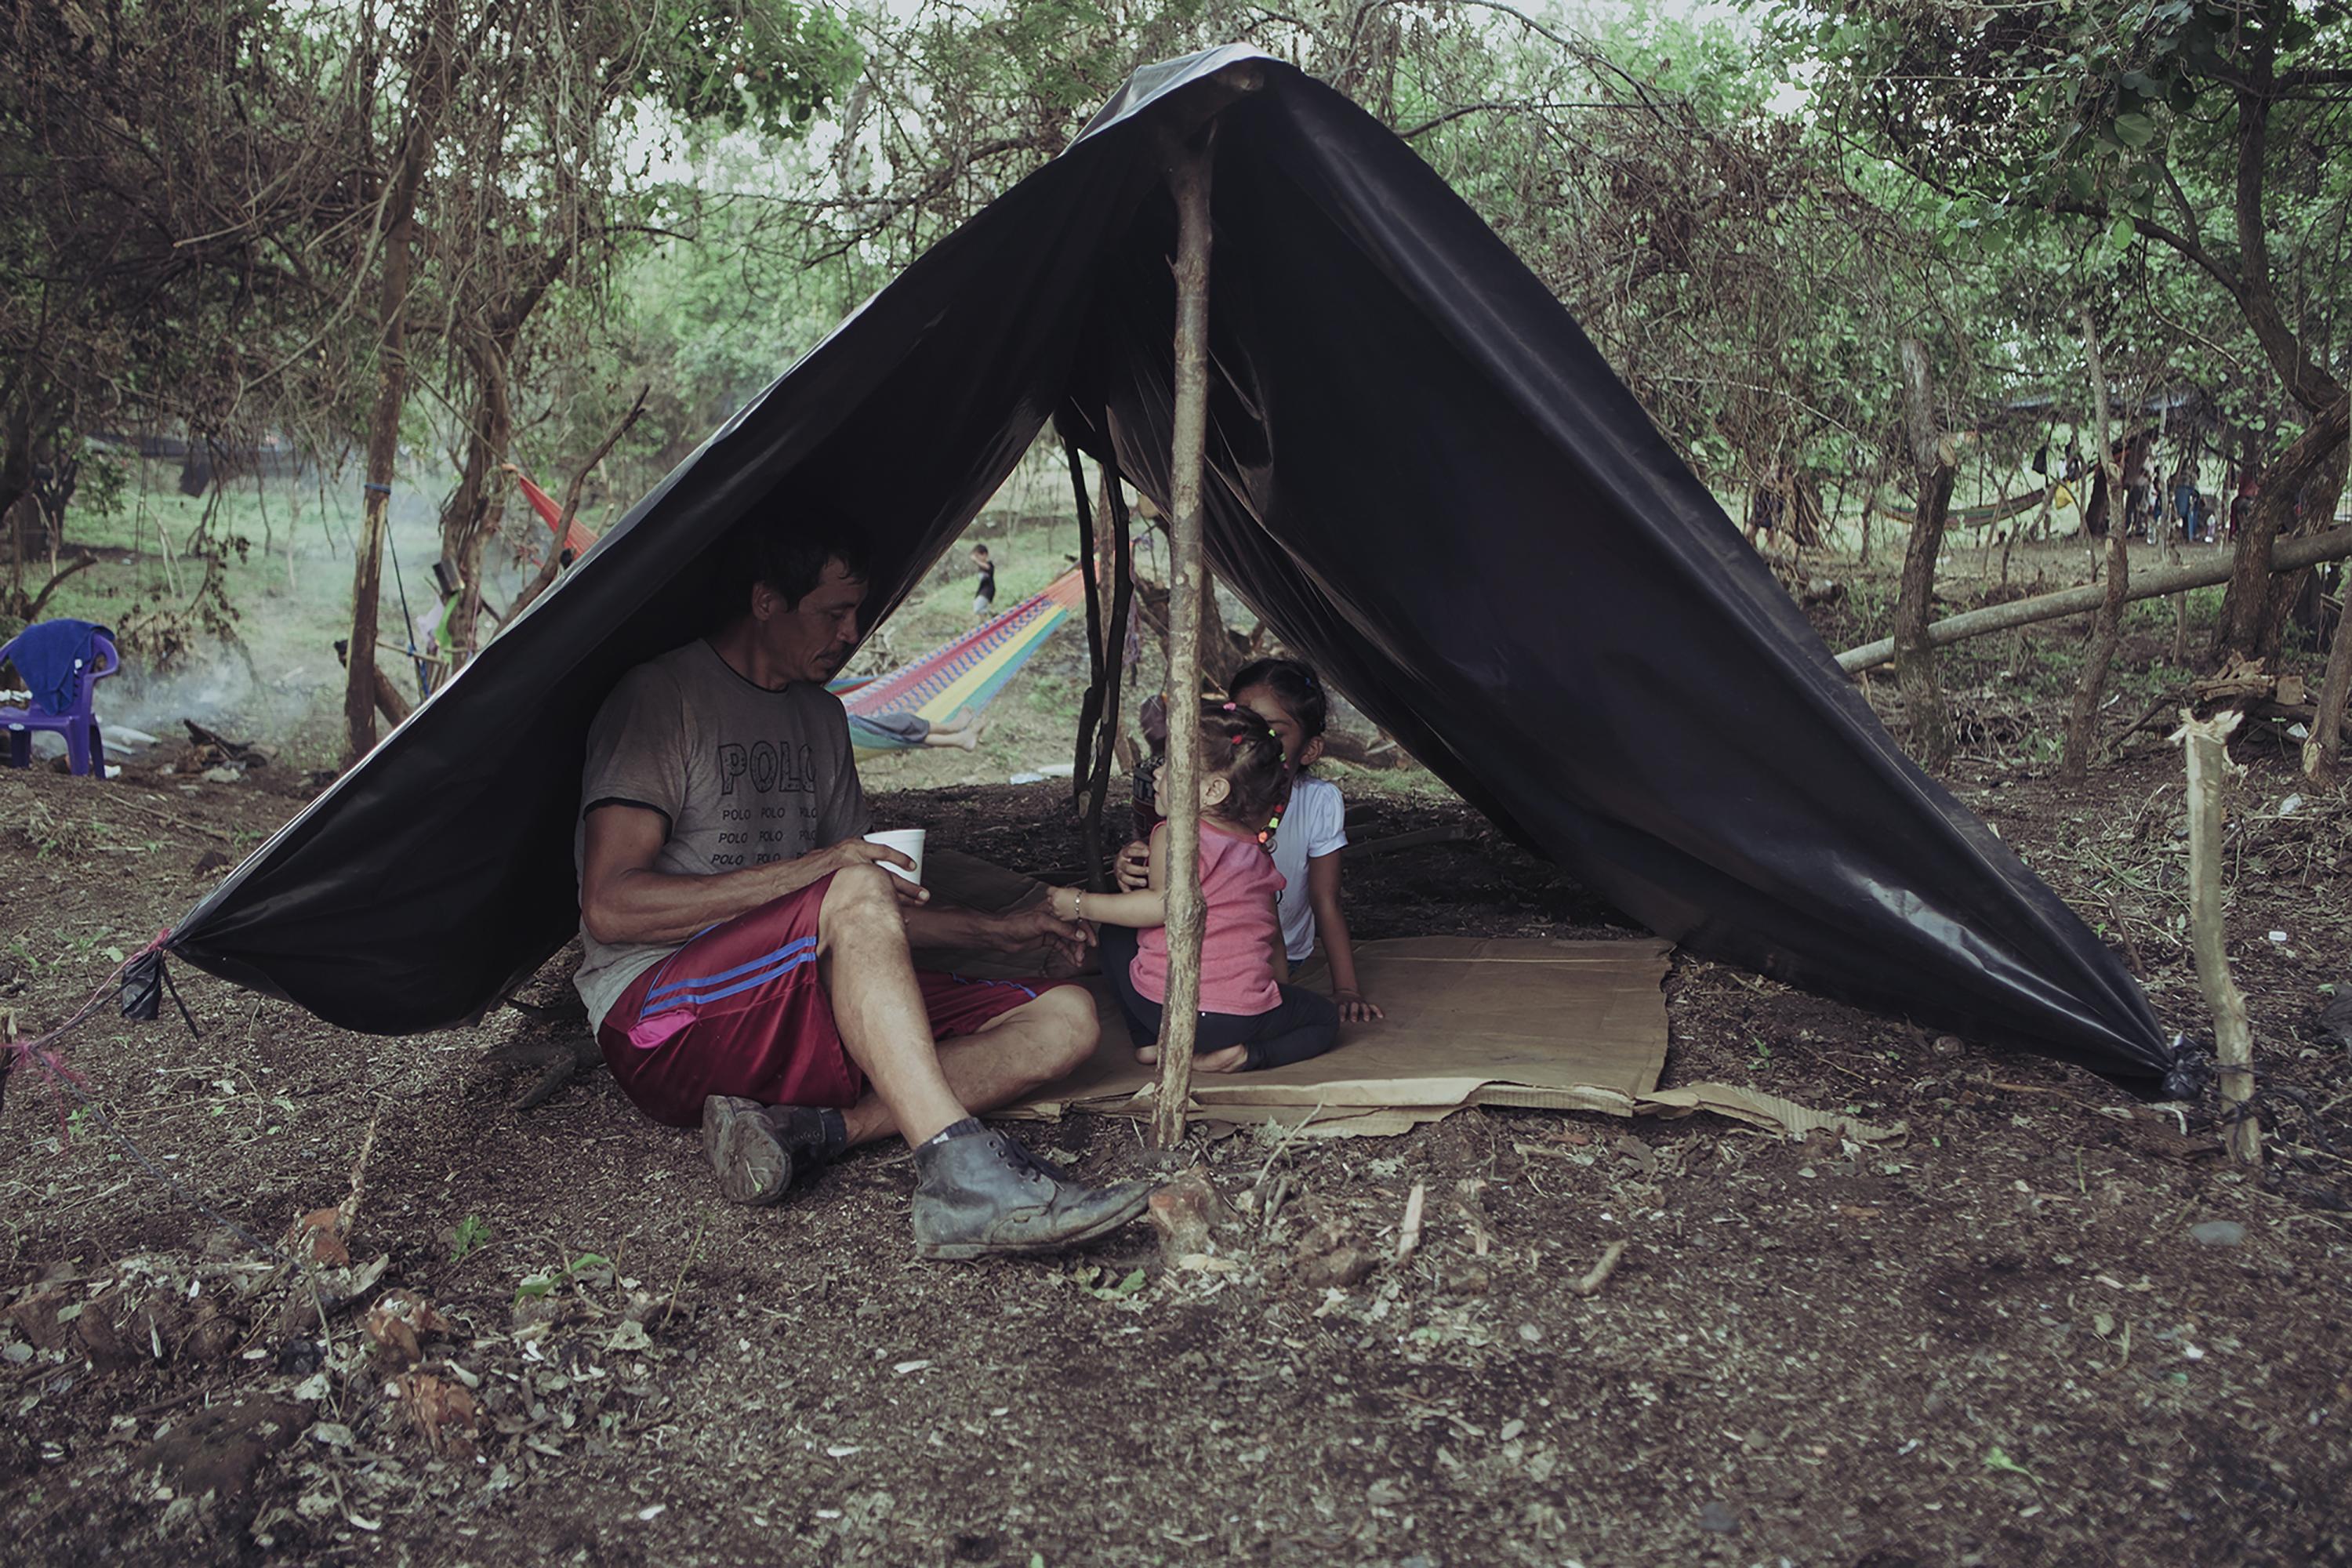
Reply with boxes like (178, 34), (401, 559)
(910, 1126), (1156, 1261)
(702, 1096), (846, 1207)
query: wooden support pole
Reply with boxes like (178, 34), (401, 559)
(1084, 466), (1138, 878)
(1068, 438), (1109, 872)
(1151, 132), (1217, 1151)
(2179, 710), (2259, 1163)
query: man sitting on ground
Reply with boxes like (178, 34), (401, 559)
(573, 519), (1149, 1259)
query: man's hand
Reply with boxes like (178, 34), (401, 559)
(1112, 840), (1150, 892)
(826, 838), (930, 906)
(989, 903), (1095, 969)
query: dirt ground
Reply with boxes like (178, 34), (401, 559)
(4, 556), (2351, 1566)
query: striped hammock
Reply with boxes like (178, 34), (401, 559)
(512, 470), (602, 564)
(837, 568), (1087, 750)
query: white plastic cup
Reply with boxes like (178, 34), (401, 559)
(862, 828), (927, 885)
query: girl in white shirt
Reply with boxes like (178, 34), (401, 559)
(1120, 657), (1383, 1023)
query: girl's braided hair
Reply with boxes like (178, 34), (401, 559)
(1200, 699), (1290, 833)
(1229, 657), (1328, 739)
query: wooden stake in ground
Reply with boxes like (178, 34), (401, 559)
(1150, 131), (1217, 1150)
(2062, 314), (2129, 784)
(2177, 710), (2259, 1163)
(1893, 338), (1957, 771)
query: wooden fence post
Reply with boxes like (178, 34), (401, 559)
(1151, 130), (1216, 1150)
(2179, 710), (2259, 1163)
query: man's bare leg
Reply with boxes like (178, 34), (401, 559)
(839, 985), (1098, 1147)
(710, 865), (1151, 1254)
(814, 864), (971, 1145)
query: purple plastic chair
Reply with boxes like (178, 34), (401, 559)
(1, 624), (119, 776)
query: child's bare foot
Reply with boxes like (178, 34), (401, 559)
(1135, 1043), (1251, 1073)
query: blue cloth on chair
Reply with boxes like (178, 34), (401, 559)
(5, 619), (112, 715)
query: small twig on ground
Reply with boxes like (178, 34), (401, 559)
(1455, 1178), (1490, 1257)
(101, 792), (238, 844)
(1566, 1240), (1629, 1298)
(1250, 1098), (1328, 1192)
(663, 1210), (710, 1332)
(1258, 1171), (1290, 1234)
(336, 1101), (383, 1238)
(1392, 1181), (1426, 1265)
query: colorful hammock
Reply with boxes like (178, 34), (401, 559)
(512, 470), (601, 564)
(837, 568), (1086, 750)
(1875, 485), (2069, 530)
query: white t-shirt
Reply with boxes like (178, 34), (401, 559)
(1271, 776), (1347, 961)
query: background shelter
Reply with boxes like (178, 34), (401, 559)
(163, 49), (2175, 1091)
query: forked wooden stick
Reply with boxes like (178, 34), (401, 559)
(2177, 710), (2259, 1162)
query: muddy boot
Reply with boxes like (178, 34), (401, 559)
(911, 1123), (1155, 1261)
(702, 1096), (847, 1207)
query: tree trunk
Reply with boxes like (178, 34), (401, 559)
(344, 231), (413, 763)
(343, 8), (457, 764)
(1893, 338), (1955, 771)
(2255, 435), (2351, 662)
(2307, 569), (2352, 781)
(1151, 133), (1215, 1151)
(435, 332), (516, 670)
(2063, 316), (2128, 784)
(2212, 400), (2351, 663)
(2304, 453), (2352, 780)
(1, 397), (34, 593)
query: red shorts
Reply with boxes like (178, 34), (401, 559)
(595, 875), (1055, 1127)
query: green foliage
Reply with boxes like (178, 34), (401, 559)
(639, 0), (862, 140)
(447, 1214), (490, 1261)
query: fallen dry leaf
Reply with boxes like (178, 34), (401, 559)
(365, 1288), (451, 1365)
(287, 1209), (350, 1267)
(399, 1372), (478, 1456)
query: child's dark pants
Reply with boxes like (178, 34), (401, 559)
(1096, 926), (1341, 1071)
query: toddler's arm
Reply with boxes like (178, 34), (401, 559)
(1053, 825), (1168, 928)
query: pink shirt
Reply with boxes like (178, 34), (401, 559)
(1133, 824), (1286, 1016)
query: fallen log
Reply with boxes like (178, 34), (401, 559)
(1837, 525), (2352, 673)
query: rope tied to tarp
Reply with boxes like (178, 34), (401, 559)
(2162, 1033), (2216, 1102)
(0, 933), (282, 1260)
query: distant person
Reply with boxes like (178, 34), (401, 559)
(849, 710), (982, 750)
(2230, 477), (2258, 544)
(970, 543), (996, 621)
(2173, 474), (2198, 539)
(2128, 469), (2154, 543)
(1058, 700), (1341, 1074)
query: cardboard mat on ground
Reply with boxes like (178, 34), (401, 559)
(1007, 935), (1676, 1138)
(916, 851), (1901, 1143)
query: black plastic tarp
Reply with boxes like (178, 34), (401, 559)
(166, 48), (2175, 1090)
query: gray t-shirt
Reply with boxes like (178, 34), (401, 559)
(572, 640), (869, 1028)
